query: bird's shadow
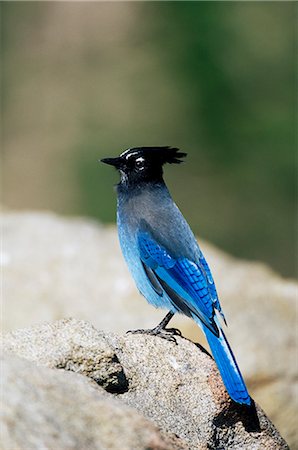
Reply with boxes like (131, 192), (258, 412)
(213, 399), (261, 433)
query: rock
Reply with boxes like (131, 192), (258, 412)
(2, 211), (297, 447)
(2, 354), (177, 450)
(3, 319), (289, 449)
(3, 317), (128, 393)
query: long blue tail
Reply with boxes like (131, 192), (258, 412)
(203, 324), (251, 405)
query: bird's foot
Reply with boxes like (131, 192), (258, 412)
(126, 326), (182, 343)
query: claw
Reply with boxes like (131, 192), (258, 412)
(165, 327), (182, 336)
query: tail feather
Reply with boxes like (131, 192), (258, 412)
(203, 324), (251, 405)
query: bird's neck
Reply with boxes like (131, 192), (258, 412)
(117, 179), (167, 197)
(116, 180), (173, 216)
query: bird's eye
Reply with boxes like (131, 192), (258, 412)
(135, 158), (144, 170)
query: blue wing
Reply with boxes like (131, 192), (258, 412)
(138, 229), (221, 335)
(137, 228), (251, 406)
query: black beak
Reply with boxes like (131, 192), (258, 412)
(100, 157), (122, 168)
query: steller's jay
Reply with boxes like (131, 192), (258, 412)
(101, 146), (251, 406)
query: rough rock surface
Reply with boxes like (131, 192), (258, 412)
(3, 318), (127, 393)
(2, 354), (177, 450)
(2, 211), (297, 447)
(3, 318), (289, 450)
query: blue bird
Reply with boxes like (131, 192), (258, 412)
(101, 146), (251, 406)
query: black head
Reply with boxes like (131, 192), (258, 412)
(101, 146), (187, 186)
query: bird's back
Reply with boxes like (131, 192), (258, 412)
(117, 182), (201, 263)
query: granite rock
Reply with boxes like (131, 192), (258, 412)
(2, 353), (177, 450)
(3, 318), (289, 449)
(3, 317), (127, 393)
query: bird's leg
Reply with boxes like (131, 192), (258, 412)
(154, 311), (182, 335)
(156, 311), (175, 329)
(127, 311), (182, 343)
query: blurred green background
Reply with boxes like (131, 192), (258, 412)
(2, 2), (296, 277)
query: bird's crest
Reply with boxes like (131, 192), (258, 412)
(121, 147), (187, 165)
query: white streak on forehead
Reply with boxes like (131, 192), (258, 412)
(125, 152), (139, 160)
(136, 157), (144, 163)
(120, 148), (131, 157)
(120, 148), (139, 159)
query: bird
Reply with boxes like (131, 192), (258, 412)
(101, 146), (251, 406)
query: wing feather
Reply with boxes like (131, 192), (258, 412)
(138, 229), (221, 336)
